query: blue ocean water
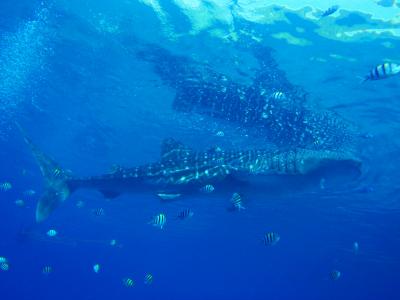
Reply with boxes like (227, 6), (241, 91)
(1, 1), (400, 299)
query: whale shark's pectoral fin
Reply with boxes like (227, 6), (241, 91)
(156, 193), (182, 201)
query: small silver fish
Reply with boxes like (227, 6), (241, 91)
(363, 62), (400, 82)
(47, 229), (57, 237)
(263, 232), (280, 246)
(0, 182), (12, 192)
(76, 200), (85, 208)
(93, 264), (100, 273)
(42, 266), (53, 275)
(15, 199), (25, 207)
(330, 270), (341, 280)
(123, 278), (135, 287)
(0, 257), (7, 263)
(319, 178), (326, 190)
(149, 213), (166, 229)
(353, 242), (359, 254)
(110, 239), (117, 246)
(144, 273), (153, 285)
(176, 208), (194, 220)
(230, 193), (245, 211)
(200, 184), (215, 193)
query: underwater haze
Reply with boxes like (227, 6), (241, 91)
(1, 1), (400, 299)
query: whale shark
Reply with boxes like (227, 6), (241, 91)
(21, 132), (362, 222)
(137, 45), (360, 153)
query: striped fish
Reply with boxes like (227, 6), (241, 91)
(47, 229), (57, 237)
(42, 266), (53, 275)
(149, 213), (166, 229)
(330, 270), (341, 280)
(215, 131), (225, 137)
(230, 192), (245, 211)
(23, 189), (36, 196)
(123, 278), (135, 287)
(144, 273), (153, 285)
(263, 232), (280, 246)
(0, 262), (9, 271)
(200, 184), (215, 193)
(93, 207), (105, 216)
(270, 91), (287, 100)
(53, 167), (62, 177)
(364, 62), (400, 82)
(176, 208), (194, 220)
(0, 182), (12, 192)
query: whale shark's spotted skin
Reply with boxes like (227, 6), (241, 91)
(20, 131), (361, 222)
(69, 139), (360, 191)
(137, 45), (359, 153)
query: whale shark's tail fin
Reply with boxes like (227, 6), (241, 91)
(17, 124), (71, 222)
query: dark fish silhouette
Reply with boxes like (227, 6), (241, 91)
(321, 5), (339, 17)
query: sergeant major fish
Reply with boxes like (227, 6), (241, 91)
(149, 213), (166, 229)
(176, 208), (194, 220)
(363, 62), (400, 82)
(229, 192), (245, 211)
(263, 232), (280, 246)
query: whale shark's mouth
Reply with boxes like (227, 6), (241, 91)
(304, 157), (363, 189)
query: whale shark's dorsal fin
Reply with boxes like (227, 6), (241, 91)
(160, 138), (194, 161)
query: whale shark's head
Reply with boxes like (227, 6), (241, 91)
(296, 149), (362, 177)
(294, 149), (363, 190)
